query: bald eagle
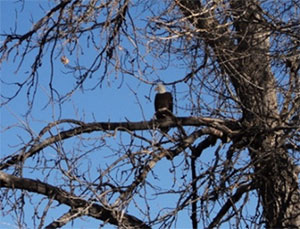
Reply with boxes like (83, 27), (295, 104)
(154, 84), (173, 131)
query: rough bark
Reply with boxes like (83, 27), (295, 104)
(0, 171), (150, 229)
(176, 0), (300, 227)
(1, 0), (299, 228)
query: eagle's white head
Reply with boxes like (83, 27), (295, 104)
(155, 83), (167, 94)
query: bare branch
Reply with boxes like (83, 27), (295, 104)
(208, 182), (255, 229)
(0, 117), (238, 170)
(0, 171), (150, 228)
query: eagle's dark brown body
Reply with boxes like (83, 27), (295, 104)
(154, 84), (173, 132)
(154, 92), (173, 119)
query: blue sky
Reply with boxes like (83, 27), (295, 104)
(0, 1), (259, 228)
(0, 1), (196, 228)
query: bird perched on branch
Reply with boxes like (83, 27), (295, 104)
(154, 83), (173, 132)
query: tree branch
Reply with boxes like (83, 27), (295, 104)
(45, 209), (86, 229)
(208, 182), (255, 229)
(0, 171), (150, 229)
(0, 117), (238, 170)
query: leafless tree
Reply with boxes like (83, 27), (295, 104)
(1, 0), (299, 228)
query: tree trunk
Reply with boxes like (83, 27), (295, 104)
(176, 0), (300, 227)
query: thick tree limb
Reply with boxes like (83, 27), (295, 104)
(175, 1), (300, 227)
(0, 117), (238, 170)
(45, 209), (82, 228)
(0, 171), (150, 229)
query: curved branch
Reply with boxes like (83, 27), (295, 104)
(208, 182), (255, 229)
(0, 117), (238, 170)
(167, 127), (225, 159)
(0, 0), (72, 54)
(0, 171), (150, 229)
(45, 209), (82, 229)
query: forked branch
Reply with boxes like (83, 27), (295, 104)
(0, 171), (150, 228)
